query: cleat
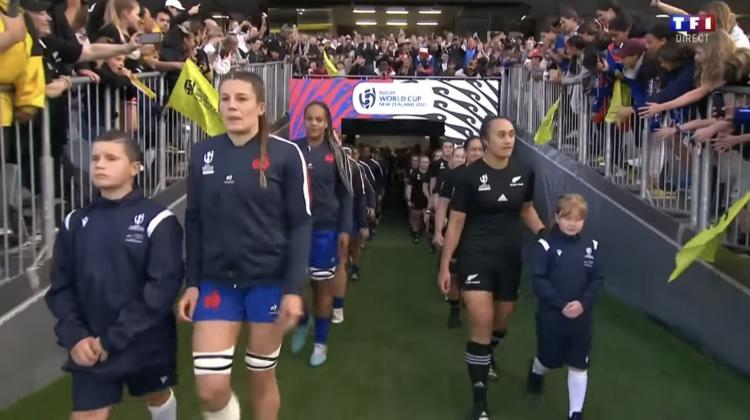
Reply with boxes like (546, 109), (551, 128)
(569, 412), (583, 420)
(488, 364), (499, 382)
(332, 308), (344, 324)
(469, 406), (490, 420)
(309, 343), (328, 367)
(526, 360), (544, 394)
(290, 322), (309, 355)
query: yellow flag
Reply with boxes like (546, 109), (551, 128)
(130, 77), (156, 100)
(323, 50), (339, 76)
(605, 79), (631, 124)
(534, 98), (560, 144)
(166, 60), (225, 137)
(669, 191), (750, 282)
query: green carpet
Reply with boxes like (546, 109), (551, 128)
(3, 216), (749, 420)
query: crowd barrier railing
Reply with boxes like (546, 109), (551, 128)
(504, 65), (749, 254)
(0, 60), (291, 284)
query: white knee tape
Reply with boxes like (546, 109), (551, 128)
(245, 346), (281, 371)
(193, 346), (235, 376)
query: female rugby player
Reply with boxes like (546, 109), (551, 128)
(178, 72), (310, 420)
(439, 117), (545, 420)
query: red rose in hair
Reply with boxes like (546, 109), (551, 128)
(252, 157), (271, 171)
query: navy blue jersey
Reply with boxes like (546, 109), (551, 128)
(297, 138), (353, 233)
(533, 227), (604, 314)
(350, 159), (369, 230)
(185, 134), (312, 294)
(359, 161), (377, 209)
(364, 158), (385, 194)
(46, 191), (184, 376)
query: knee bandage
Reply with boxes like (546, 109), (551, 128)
(245, 346), (281, 371)
(193, 347), (235, 376)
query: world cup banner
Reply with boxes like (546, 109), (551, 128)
(289, 78), (500, 140)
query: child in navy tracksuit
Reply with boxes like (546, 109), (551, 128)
(46, 130), (184, 419)
(527, 194), (604, 420)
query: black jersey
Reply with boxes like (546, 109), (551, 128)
(409, 170), (429, 209)
(438, 165), (465, 199)
(428, 158), (450, 193)
(450, 158), (534, 257)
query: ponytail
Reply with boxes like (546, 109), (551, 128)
(259, 113), (269, 189)
(305, 101), (354, 194)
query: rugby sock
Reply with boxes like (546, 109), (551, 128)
(490, 330), (506, 352)
(202, 392), (240, 420)
(448, 300), (460, 317)
(567, 369), (588, 416)
(314, 317), (331, 345)
(148, 389), (176, 420)
(465, 341), (491, 408)
(351, 264), (359, 275)
(333, 297), (345, 310)
(532, 357), (550, 375)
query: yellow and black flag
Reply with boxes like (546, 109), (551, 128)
(166, 60), (225, 137)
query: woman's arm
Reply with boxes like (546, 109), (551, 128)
(521, 202), (545, 235)
(440, 210), (466, 273)
(651, 0), (689, 16)
(640, 85), (714, 117)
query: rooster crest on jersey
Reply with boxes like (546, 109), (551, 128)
(202, 150), (215, 175)
(478, 174), (491, 191)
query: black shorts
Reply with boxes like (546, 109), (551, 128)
(71, 363), (176, 411)
(536, 312), (592, 370)
(457, 257), (521, 301)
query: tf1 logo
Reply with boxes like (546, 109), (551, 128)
(670, 15), (716, 32)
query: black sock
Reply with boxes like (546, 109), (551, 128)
(449, 299), (460, 315)
(466, 341), (491, 408)
(490, 330), (506, 365)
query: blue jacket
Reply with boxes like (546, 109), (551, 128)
(297, 138), (353, 233)
(533, 227), (604, 316)
(185, 134), (312, 295)
(350, 159), (369, 230)
(46, 191), (184, 376)
(647, 61), (696, 105)
(359, 161), (377, 210)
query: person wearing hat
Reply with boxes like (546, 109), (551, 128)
(375, 54), (394, 77)
(415, 46), (435, 76)
(614, 38), (649, 122)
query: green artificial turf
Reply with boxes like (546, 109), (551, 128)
(3, 215), (749, 420)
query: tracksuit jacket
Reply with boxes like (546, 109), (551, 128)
(46, 190), (184, 376)
(185, 134), (312, 295)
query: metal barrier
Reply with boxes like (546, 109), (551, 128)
(503, 65), (750, 253)
(0, 60), (291, 284)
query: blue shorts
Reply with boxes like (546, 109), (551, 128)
(72, 363), (176, 411)
(536, 312), (592, 370)
(309, 230), (339, 281)
(192, 280), (281, 323)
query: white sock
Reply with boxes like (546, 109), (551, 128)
(203, 392), (240, 420)
(148, 389), (176, 420)
(532, 357), (550, 375)
(567, 369), (588, 416)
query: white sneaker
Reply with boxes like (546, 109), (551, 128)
(309, 343), (328, 367)
(332, 308), (344, 324)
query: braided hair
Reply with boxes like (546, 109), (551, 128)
(304, 101), (353, 194)
(219, 71), (270, 188)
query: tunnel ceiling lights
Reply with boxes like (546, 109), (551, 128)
(386, 20), (408, 26)
(386, 9), (409, 15)
(417, 21), (439, 26)
(356, 20), (378, 26)
(418, 9), (441, 15)
(353, 8), (376, 14)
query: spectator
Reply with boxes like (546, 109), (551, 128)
(415, 47), (436, 77)
(155, 9), (171, 33)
